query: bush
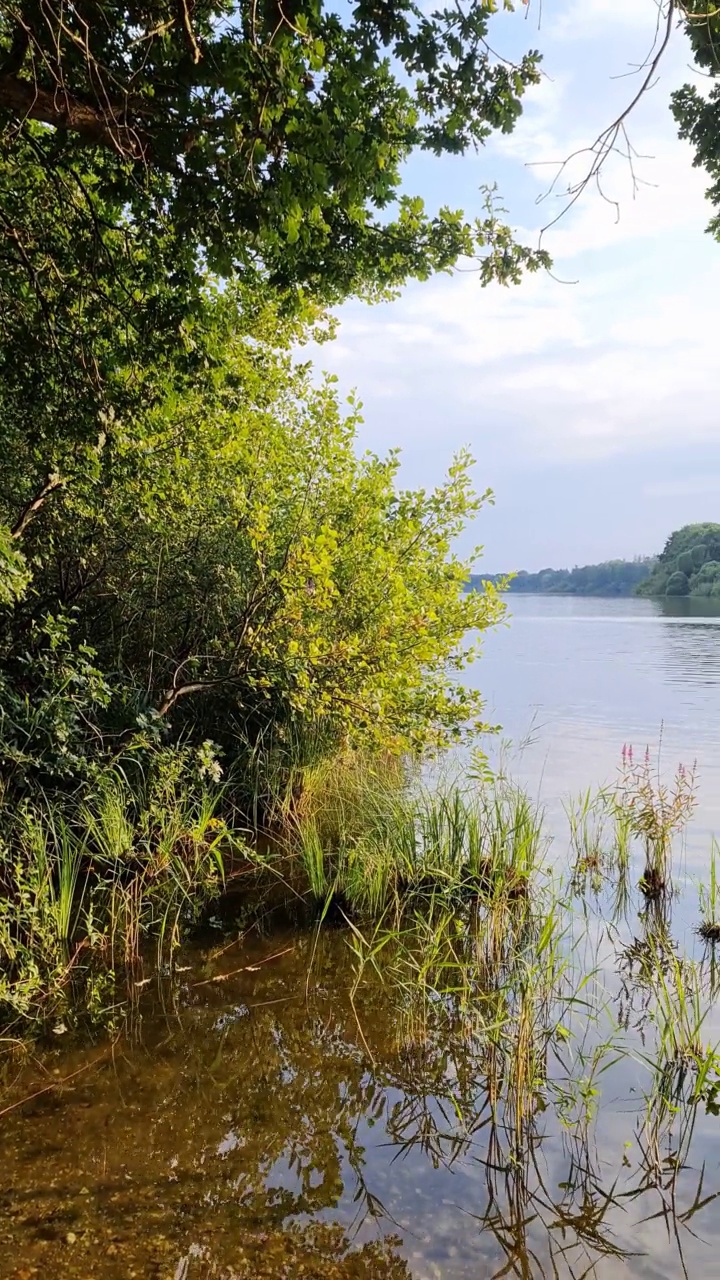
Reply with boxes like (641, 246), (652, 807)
(692, 560), (720, 598)
(666, 571), (690, 596)
(1, 306), (503, 801)
(0, 525), (30, 605)
(0, 614), (112, 791)
(0, 287), (504, 1032)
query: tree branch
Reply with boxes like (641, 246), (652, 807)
(11, 472), (65, 539)
(156, 679), (220, 718)
(534, 0), (677, 243)
(177, 0), (202, 64)
(0, 72), (146, 158)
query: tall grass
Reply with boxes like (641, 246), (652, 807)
(614, 745), (696, 897)
(0, 746), (247, 1035)
(565, 788), (609, 890)
(699, 839), (720, 943)
(283, 753), (545, 918)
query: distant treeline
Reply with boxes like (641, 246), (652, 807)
(469, 558), (656, 597)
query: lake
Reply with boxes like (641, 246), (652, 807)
(477, 594), (720, 856)
(3, 594), (720, 1280)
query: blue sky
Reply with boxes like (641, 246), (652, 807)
(308, 0), (720, 573)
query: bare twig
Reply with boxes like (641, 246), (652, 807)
(533, 0), (677, 244)
(192, 945), (294, 986)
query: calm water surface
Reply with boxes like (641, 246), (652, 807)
(476, 595), (720, 854)
(3, 595), (720, 1280)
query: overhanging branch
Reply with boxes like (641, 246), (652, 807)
(0, 72), (147, 158)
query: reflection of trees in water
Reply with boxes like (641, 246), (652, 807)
(0, 929), (718, 1279)
(653, 600), (720, 689)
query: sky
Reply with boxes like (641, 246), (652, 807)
(306, 0), (720, 573)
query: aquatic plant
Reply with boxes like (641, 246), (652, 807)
(698, 839), (720, 943)
(565, 787), (611, 891)
(0, 747), (243, 1034)
(283, 765), (545, 919)
(614, 745), (696, 897)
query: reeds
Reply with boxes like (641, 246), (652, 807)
(285, 754), (545, 919)
(698, 839), (720, 943)
(615, 745), (696, 898)
(0, 749), (247, 1034)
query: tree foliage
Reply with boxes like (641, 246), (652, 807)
(638, 524), (720, 598)
(673, 2), (720, 243)
(0, 288), (503, 796)
(0, 524), (30, 604)
(0, 0), (548, 344)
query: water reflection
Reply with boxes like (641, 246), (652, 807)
(658, 620), (720, 691)
(2, 898), (720, 1280)
(655, 598), (720, 621)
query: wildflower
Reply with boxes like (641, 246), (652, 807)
(197, 739), (224, 783)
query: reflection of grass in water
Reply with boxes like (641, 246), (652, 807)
(228, 758), (720, 1275)
(329, 757), (720, 1277)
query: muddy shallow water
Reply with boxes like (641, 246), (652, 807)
(2, 895), (720, 1280)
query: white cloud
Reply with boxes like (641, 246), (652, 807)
(644, 478), (720, 499)
(304, 0), (720, 560)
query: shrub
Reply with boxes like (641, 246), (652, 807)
(1, 307), (504, 801)
(666, 571), (690, 596)
(692, 560), (720, 598)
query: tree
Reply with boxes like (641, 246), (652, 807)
(639, 524), (720, 597)
(471, 558), (656, 597)
(673, 2), (720, 243)
(691, 560), (720, 598)
(665, 570), (690, 596)
(0, 2), (548, 324)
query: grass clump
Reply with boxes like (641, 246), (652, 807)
(698, 839), (720, 943)
(614, 745), (696, 898)
(565, 788), (611, 891)
(0, 744), (248, 1036)
(281, 752), (545, 919)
